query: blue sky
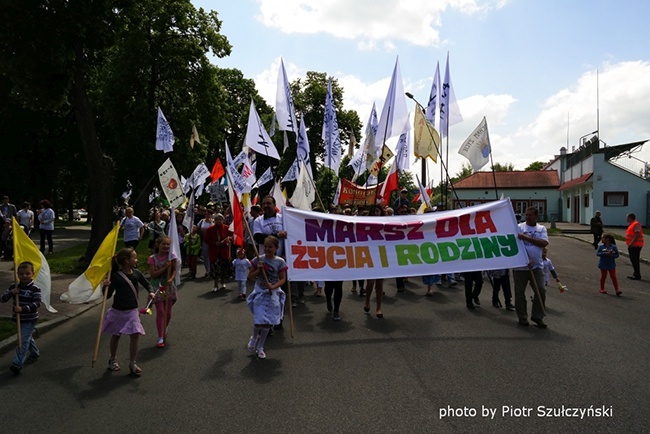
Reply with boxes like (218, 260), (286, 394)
(194, 0), (650, 180)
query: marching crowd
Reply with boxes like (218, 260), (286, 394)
(1, 192), (645, 375)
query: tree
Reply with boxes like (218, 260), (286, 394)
(0, 1), (233, 260)
(525, 161), (545, 171)
(0, 1), (124, 259)
(492, 162), (515, 171)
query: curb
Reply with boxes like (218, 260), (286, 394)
(560, 233), (650, 266)
(0, 300), (101, 356)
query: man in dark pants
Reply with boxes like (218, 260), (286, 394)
(590, 210), (603, 250)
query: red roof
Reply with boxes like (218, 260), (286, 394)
(453, 171), (560, 189)
(558, 172), (593, 191)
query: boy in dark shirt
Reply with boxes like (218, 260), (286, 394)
(1, 261), (41, 375)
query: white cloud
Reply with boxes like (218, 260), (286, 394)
(256, 0), (504, 48)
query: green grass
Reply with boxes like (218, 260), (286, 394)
(47, 235), (152, 275)
(0, 317), (17, 342)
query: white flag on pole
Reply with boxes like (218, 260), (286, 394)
(322, 79), (342, 174)
(245, 99), (280, 160)
(375, 58), (410, 148)
(458, 116), (491, 172)
(440, 53), (463, 138)
(276, 58), (298, 133)
(158, 158), (185, 209)
(297, 114), (313, 179)
(282, 158), (299, 182)
(290, 160), (315, 211)
(253, 167), (274, 188)
(155, 107), (175, 153)
(225, 141), (252, 195)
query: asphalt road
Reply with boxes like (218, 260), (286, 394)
(0, 235), (648, 433)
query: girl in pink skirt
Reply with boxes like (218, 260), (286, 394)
(102, 248), (155, 375)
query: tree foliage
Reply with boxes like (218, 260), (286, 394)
(525, 161), (545, 171)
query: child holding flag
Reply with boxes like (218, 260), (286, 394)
(102, 249), (155, 375)
(1, 262), (41, 375)
(148, 236), (178, 348)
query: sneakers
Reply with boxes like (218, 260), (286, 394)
(326, 300), (333, 312)
(239, 293), (247, 299)
(333, 311), (341, 321)
(599, 289), (607, 294)
(157, 338), (165, 348)
(291, 300), (298, 308)
(466, 302), (476, 310)
(531, 318), (548, 329)
(473, 297), (481, 306)
(10, 364), (21, 375)
(298, 296), (306, 304)
(247, 335), (258, 353)
(212, 287), (219, 293)
(449, 280), (457, 287)
(518, 318), (530, 326)
(492, 300), (502, 308)
(257, 349), (266, 359)
(616, 291), (622, 296)
(505, 304), (515, 311)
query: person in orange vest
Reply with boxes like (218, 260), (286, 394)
(625, 213), (644, 280)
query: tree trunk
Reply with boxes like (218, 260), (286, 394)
(71, 43), (114, 262)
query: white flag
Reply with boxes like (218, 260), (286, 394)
(232, 149), (247, 168)
(290, 160), (315, 211)
(322, 79), (342, 174)
(440, 53), (463, 138)
(276, 58), (298, 133)
(183, 163), (210, 194)
(270, 180), (286, 209)
(158, 159), (186, 209)
(240, 154), (256, 187)
(155, 107), (175, 153)
(426, 62), (441, 128)
(375, 58), (409, 148)
(282, 158), (300, 182)
(253, 167), (274, 188)
(225, 141), (252, 195)
(182, 191), (195, 232)
(458, 116), (491, 172)
(245, 99), (280, 160)
(332, 179), (342, 206)
(394, 119), (411, 171)
(297, 114), (313, 178)
(167, 208), (182, 286)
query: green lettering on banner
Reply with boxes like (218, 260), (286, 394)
(497, 234), (519, 256)
(395, 244), (422, 266)
(479, 236), (500, 258)
(439, 242), (460, 262)
(419, 242), (439, 264)
(457, 238), (476, 260)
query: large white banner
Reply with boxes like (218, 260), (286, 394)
(284, 199), (529, 281)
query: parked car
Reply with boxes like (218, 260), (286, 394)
(72, 209), (88, 220)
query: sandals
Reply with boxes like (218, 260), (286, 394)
(108, 358), (120, 371)
(129, 362), (142, 375)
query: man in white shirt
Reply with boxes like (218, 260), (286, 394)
(513, 207), (549, 328)
(120, 207), (145, 249)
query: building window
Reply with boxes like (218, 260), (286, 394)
(566, 197), (570, 208)
(584, 194), (589, 207)
(603, 191), (628, 207)
(531, 200), (546, 217)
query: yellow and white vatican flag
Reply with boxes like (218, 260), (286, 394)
(12, 217), (56, 312)
(62, 222), (120, 304)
